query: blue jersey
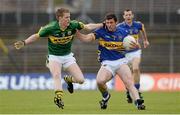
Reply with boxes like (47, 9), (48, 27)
(117, 21), (144, 41)
(94, 27), (128, 62)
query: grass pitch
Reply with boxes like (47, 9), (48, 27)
(0, 90), (179, 114)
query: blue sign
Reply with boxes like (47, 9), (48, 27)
(0, 73), (114, 90)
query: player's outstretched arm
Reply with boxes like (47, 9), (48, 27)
(14, 34), (39, 50)
(76, 30), (95, 42)
(83, 23), (103, 31)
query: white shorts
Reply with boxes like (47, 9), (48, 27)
(101, 58), (128, 76)
(47, 53), (76, 69)
(125, 49), (142, 62)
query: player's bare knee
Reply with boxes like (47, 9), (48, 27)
(76, 77), (84, 84)
(78, 79), (84, 84)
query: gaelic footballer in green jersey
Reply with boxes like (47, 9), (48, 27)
(14, 8), (103, 109)
(38, 20), (84, 56)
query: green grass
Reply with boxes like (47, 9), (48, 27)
(0, 90), (179, 114)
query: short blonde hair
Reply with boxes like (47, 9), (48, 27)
(55, 8), (70, 20)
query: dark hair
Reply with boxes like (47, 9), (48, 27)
(105, 13), (118, 22)
(123, 9), (133, 14)
(55, 8), (70, 20)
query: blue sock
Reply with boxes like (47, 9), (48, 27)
(102, 91), (109, 98)
(134, 83), (140, 90)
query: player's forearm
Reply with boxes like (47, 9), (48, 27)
(141, 29), (150, 48)
(83, 34), (95, 42)
(76, 31), (94, 42)
(141, 30), (148, 42)
(24, 34), (39, 45)
(84, 23), (103, 31)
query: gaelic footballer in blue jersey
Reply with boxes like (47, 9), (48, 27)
(94, 23), (128, 62)
(117, 9), (150, 103)
(76, 13), (145, 110)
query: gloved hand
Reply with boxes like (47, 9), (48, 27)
(14, 40), (25, 50)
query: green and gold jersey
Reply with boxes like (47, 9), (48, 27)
(38, 20), (84, 56)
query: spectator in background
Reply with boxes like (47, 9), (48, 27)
(65, 0), (73, 6)
(117, 9), (150, 103)
(14, 8), (103, 109)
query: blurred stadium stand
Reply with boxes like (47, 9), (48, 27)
(0, 0), (180, 73)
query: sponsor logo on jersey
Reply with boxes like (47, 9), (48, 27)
(99, 39), (124, 50)
(67, 31), (72, 35)
(49, 35), (73, 44)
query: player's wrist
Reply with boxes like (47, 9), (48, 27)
(102, 22), (106, 28)
(22, 40), (26, 46)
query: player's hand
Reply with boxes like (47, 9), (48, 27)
(143, 40), (150, 48)
(129, 41), (140, 49)
(14, 40), (25, 50)
(102, 21), (107, 29)
(102, 22), (105, 28)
